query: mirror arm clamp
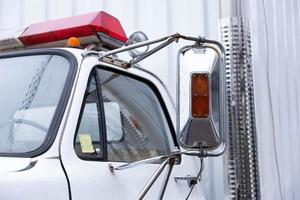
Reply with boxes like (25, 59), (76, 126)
(174, 34), (206, 45)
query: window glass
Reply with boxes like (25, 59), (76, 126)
(97, 69), (174, 162)
(75, 76), (102, 160)
(74, 68), (175, 162)
(0, 55), (70, 153)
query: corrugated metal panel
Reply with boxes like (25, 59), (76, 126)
(0, 0), (300, 199)
(0, 0), (221, 98)
(250, 0), (300, 199)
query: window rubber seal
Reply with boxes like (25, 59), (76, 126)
(73, 70), (107, 162)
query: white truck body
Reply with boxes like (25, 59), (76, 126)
(0, 48), (205, 200)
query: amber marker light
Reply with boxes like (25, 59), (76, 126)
(191, 73), (209, 118)
(66, 37), (81, 47)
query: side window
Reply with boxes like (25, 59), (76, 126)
(74, 68), (175, 163)
(97, 68), (174, 163)
(74, 76), (103, 160)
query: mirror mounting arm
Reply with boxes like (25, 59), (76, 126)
(108, 149), (208, 173)
(128, 36), (177, 66)
(108, 149), (208, 199)
(82, 33), (207, 67)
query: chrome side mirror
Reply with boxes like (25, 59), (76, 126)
(177, 43), (226, 156)
(127, 31), (149, 58)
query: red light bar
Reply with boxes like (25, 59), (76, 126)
(18, 11), (127, 49)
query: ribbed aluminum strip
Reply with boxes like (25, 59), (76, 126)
(0, 37), (23, 51)
(220, 17), (260, 200)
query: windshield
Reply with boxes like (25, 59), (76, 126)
(0, 54), (71, 153)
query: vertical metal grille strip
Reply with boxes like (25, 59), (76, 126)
(220, 18), (260, 200)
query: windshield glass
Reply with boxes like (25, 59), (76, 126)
(0, 54), (70, 153)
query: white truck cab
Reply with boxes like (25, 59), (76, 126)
(0, 11), (226, 200)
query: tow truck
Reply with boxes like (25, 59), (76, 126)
(0, 11), (227, 199)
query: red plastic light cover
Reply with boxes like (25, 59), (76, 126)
(19, 11), (127, 46)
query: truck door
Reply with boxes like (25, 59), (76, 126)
(60, 64), (202, 199)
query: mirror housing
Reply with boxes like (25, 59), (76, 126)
(127, 31), (149, 58)
(177, 42), (226, 155)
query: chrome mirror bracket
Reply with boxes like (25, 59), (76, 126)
(108, 148), (208, 199)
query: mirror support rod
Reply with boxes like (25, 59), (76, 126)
(82, 33), (206, 66)
(109, 150), (206, 172)
(157, 157), (175, 200)
(82, 34), (171, 57)
(109, 154), (173, 171)
(136, 157), (171, 200)
(109, 150), (207, 199)
(129, 36), (176, 66)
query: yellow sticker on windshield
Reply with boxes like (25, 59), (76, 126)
(78, 134), (95, 153)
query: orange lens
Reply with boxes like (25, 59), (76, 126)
(191, 73), (209, 118)
(66, 37), (81, 47)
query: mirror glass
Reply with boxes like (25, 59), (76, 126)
(104, 102), (123, 142)
(127, 31), (149, 58)
(78, 102), (123, 143)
